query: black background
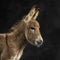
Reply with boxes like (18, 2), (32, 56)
(0, 0), (60, 60)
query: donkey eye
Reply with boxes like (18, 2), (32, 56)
(30, 27), (35, 30)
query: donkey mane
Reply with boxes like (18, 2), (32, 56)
(0, 5), (40, 60)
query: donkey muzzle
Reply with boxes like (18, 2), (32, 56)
(35, 35), (43, 47)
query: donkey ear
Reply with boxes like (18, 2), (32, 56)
(32, 9), (39, 20)
(23, 5), (39, 23)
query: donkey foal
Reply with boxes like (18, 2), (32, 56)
(0, 6), (43, 60)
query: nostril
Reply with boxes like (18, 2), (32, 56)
(37, 41), (40, 44)
(36, 40), (43, 45)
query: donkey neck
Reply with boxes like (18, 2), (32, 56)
(5, 21), (27, 60)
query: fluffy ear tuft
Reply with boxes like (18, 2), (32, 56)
(23, 5), (39, 23)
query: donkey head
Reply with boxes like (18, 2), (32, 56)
(23, 6), (43, 47)
(24, 19), (43, 47)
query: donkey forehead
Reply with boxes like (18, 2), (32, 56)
(28, 20), (40, 28)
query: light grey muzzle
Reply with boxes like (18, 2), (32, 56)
(35, 35), (43, 47)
